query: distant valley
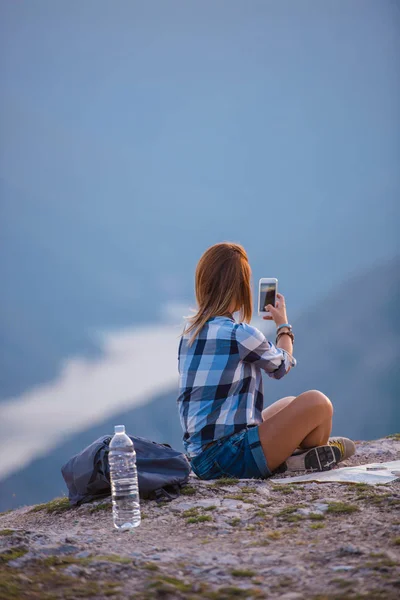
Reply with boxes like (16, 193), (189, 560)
(1, 258), (398, 511)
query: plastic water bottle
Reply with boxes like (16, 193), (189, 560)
(109, 425), (141, 530)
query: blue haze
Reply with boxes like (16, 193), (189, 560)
(0, 0), (399, 400)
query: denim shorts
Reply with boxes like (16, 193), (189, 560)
(189, 425), (272, 480)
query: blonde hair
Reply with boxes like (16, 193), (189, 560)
(183, 242), (252, 346)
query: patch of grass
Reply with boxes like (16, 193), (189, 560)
(389, 498), (400, 506)
(147, 575), (192, 593)
(0, 568), (22, 599)
(240, 486), (257, 494)
(180, 486), (197, 496)
(271, 484), (294, 495)
(246, 525), (256, 531)
(89, 502), (111, 514)
(365, 552), (398, 573)
(229, 517), (241, 527)
(310, 523), (325, 530)
(254, 510), (267, 518)
(309, 513), (325, 521)
(0, 529), (15, 536)
(354, 483), (372, 492)
(365, 557), (398, 570)
(41, 556), (91, 567)
(0, 547), (28, 564)
(360, 494), (400, 508)
(326, 502), (359, 515)
(225, 494), (254, 504)
(0, 510), (12, 517)
(386, 433), (400, 441)
(186, 514), (212, 524)
(204, 505), (217, 511)
(158, 576), (191, 591)
(143, 561), (160, 571)
(276, 505), (305, 522)
(30, 497), (71, 514)
(393, 537), (400, 546)
(96, 554), (132, 564)
(0, 564), (120, 599)
(344, 482), (373, 495)
(276, 505), (301, 517)
(40, 553), (130, 569)
(266, 530), (282, 540)
(361, 493), (391, 504)
(182, 507), (199, 518)
(212, 477), (240, 486)
(231, 568), (256, 578)
(284, 514), (304, 523)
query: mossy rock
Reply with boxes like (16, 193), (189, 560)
(0, 561), (121, 599)
(386, 433), (400, 441)
(0, 529), (15, 537)
(30, 497), (71, 515)
(0, 547), (28, 564)
(89, 502), (111, 514)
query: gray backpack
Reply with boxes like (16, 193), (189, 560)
(61, 434), (191, 505)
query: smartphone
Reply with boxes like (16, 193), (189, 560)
(258, 278), (278, 317)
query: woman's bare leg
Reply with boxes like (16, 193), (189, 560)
(261, 396), (296, 421)
(257, 390), (333, 472)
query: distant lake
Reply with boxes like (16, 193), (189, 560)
(0, 323), (181, 481)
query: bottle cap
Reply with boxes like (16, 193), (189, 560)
(114, 425), (125, 434)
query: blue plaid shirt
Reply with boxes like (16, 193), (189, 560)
(177, 316), (296, 458)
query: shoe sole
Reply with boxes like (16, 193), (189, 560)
(286, 445), (341, 472)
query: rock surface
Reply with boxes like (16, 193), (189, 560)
(1, 437), (399, 599)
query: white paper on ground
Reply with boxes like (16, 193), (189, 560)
(273, 460), (400, 485)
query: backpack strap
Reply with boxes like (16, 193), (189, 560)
(152, 484), (181, 503)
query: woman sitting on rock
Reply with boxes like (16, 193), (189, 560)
(177, 241), (355, 480)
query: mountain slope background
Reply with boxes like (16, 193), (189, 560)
(266, 256), (400, 439)
(1, 259), (398, 511)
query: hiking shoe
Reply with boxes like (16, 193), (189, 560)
(328, 437), (356, 461)
(285, 445), (341, 472)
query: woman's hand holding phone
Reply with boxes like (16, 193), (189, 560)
(263, 293), (288, 326)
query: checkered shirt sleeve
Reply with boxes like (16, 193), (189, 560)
(235, 323), (296, 380)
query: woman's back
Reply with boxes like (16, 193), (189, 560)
(178, 315), (293, 458)
(178, 241), (354, 481)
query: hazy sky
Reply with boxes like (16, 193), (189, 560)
(1, 1), (398, 288)
(0, 0), (399, 399)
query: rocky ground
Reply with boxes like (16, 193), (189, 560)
(1, 436), (399, 600)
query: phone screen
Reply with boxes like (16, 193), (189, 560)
(260, 282), (276, 312)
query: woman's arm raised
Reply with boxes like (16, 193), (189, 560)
(264, 292), (294, 361)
